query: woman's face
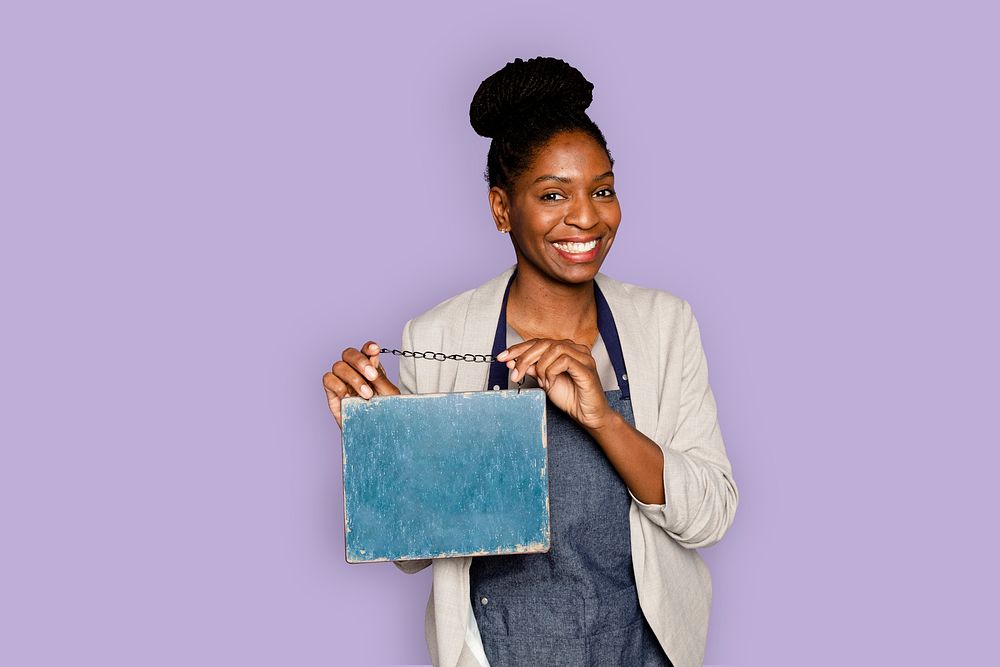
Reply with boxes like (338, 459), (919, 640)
(491, 130), (621, 285)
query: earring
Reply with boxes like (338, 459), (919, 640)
(500, 228), (509, 234)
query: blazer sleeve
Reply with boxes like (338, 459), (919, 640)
(631, 299), (739, 549)
(392, 318), (433, 574)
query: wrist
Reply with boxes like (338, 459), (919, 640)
(585, 405), (626, 439)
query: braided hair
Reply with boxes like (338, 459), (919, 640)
(469, 56), (613, 194)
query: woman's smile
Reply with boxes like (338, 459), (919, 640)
(550, 236), (602, 262)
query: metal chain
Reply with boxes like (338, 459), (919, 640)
(378, 347), (526, 393)
(379, 348), (497, 363)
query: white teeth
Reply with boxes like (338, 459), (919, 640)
(552, 239), (598, 253)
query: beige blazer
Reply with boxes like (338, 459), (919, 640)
(392, 264), (739, 667)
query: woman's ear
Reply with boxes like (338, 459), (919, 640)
(488, 186), (511, 233)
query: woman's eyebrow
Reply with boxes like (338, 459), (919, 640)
(532, 170), (615, 185)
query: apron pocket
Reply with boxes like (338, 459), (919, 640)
(474, 592), (586, 639)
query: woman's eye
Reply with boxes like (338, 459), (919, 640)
(540, 192), (565, 201)
(594, 188), (616, 198)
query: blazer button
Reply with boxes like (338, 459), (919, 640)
(480, 597), (489, 606)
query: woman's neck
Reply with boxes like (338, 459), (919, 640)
(507, 262), (598, 346)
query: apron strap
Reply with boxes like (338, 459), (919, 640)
(594, 280), (631, 400)
(488, 270), (631, 400)
(487, 272), (517, 391)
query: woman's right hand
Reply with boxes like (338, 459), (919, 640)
(323, 340), (400, 429)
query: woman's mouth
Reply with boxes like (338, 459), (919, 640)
(550, 238), (601, 262)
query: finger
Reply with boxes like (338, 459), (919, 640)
(534, 342), (596, 386)
(329, 359), (360, 397)
(322, 372), (347, 427)
(495, 338), (542, 363)
(507, 339), (555, 382)
(343, 346), (380, 383)
(512, 339), (591, 383)
(498, 338), (589, 365)
(333, 357), (374, 399)
(541, 355), (596, 390)
(324, 370), (353, 397)
(342, 345), (383, 387)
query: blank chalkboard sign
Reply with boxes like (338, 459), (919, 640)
(340, 389), (549, 563)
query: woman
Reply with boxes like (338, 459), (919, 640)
(323, 56), (738, 667)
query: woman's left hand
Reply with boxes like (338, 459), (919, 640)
(497, 338), (614, 431)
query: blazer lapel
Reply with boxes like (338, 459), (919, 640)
(452, 264), (517, 393)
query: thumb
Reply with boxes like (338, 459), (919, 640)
(360, 340), (399, 395)
(361, 340), (382, 369)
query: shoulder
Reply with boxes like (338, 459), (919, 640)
(403, 266), (514, 341)
(597, 272), (691, 330)
(405, 285), (478, 337)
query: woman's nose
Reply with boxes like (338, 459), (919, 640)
(565, 194), (599, 229)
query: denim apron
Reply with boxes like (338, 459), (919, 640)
(470, 272), (673, 667)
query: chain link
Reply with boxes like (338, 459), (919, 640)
(379, 348), (497, 364)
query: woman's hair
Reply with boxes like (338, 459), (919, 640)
(469, 56), (613, 194)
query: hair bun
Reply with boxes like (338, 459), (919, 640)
(470, 56), (594, 139)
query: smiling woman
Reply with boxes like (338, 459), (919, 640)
(322, 56), (738, 667)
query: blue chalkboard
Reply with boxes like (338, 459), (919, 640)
(340, 389), (549, 563)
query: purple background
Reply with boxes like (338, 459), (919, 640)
(2, 1), (997, 665)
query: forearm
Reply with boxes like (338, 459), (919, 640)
(586, 410), (665, 505)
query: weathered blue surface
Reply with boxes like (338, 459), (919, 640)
(340, 388), (549, 564)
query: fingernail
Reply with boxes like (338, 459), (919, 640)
(497, 350), (508, 361)
(364, 366), (378, 381)
(360, 385), (373, 398)
(511, 368), (519, 381)
(368, 343), (379, 354)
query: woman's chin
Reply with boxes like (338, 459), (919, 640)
(516, 248), (606, 285)
(547, 259), (604, 284)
